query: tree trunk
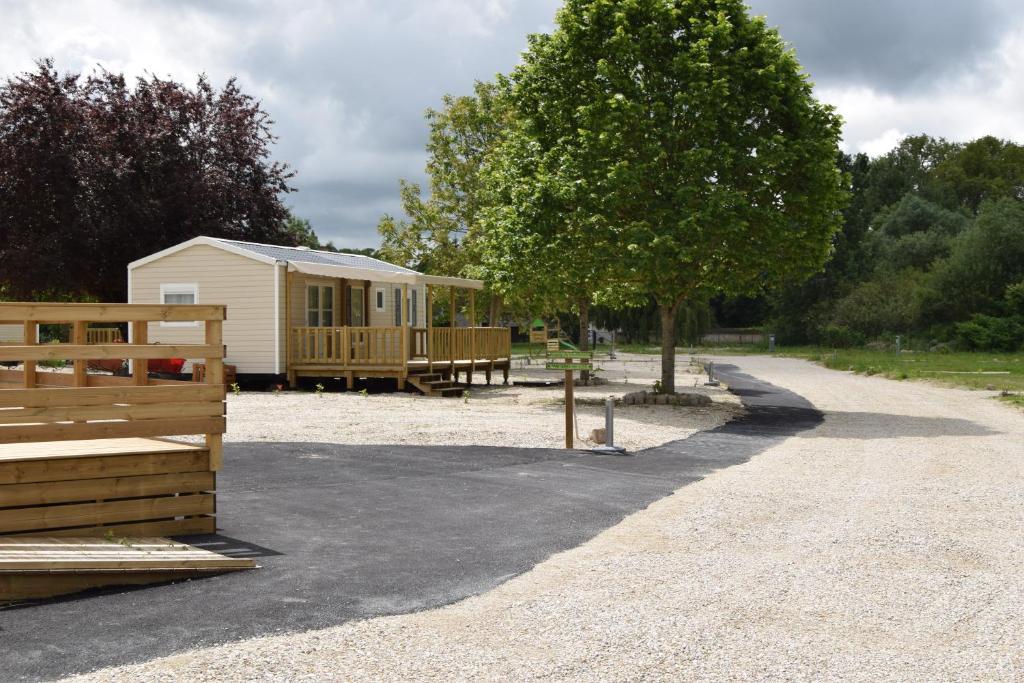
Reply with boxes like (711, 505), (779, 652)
(488, 294), (503, 327)
(659, 301), (680, 394)
(578, 298), (590, 385)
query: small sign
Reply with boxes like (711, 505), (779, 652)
(547, 350), (593, 359)
(546, 339), (560, 352)
(546, 362), (593, 371)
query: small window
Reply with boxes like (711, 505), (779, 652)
(160, 284), (198, 327)
(410, 289), (418, 327)
(394, 288), (402, 326)
(375, 288), (386, 312)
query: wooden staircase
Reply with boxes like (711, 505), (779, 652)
(406, 371), (464, 398)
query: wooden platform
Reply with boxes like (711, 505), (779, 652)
(0, 536), (255, 602)
(0, 438), (217, 538)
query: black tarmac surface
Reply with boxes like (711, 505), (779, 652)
(1, 364), (822, 682)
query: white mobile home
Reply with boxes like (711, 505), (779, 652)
(127, 237), (510, 395)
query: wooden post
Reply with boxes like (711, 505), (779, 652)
(23, 321), (35, 389)
(565, 366), (574, 449)
(426, 284), (433, 375)
(205, 318), (225, 471)
(449, 286), (456, 381)
(131, 321), (148, 386)
(468, 289), (476, 385)
(285, 268), (294, 386)
(72, 321), (88, 388)
(400, 283), (409, 381)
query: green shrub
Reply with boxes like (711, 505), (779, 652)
(1006, 281), (1024, 315)
(819, 324), (865, 348)
(954, 314), (1024, 351)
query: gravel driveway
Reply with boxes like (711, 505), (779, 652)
(65, 356), (1024, 681)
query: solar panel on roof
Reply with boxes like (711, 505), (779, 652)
(216, 239), (419, 274)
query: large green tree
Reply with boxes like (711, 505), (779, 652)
(377, 80), (513, 322)
(480, 0), (847, 391)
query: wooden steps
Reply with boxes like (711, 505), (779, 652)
(406, 373), (463, 398)
(0, 536), (256, 603)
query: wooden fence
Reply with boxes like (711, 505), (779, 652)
(0, 303), (227, 537)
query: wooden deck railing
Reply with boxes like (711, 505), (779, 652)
(86, 327), (123, 344)
(291, 325), (511, 369)
(0, 303), (226, 468)
(293, 326), (406, 367)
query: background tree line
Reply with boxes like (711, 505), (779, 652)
(771, 134), (1024, 351)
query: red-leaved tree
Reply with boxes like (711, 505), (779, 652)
(0, 60), (297, 301)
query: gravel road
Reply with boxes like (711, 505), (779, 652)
(213, 354), (740, 452)
(67, 356), (1024, 682)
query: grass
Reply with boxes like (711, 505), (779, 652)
(786, 348), (1024, 393)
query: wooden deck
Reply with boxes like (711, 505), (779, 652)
(0, 302), (242, 601)
(0, 537), (255, 602)
(289, 326), (512, 393)
(0, 438), (217, 538)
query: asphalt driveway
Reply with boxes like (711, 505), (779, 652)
(0, 364), (821, 682)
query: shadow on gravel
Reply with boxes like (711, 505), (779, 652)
(1, 364), (821, 683)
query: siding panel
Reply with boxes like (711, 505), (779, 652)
(129, 244), (278, 374)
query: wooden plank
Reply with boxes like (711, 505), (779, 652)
(0, 471), (215, 507)
(0, 416), (225, 445)
(0, 450), (210, 485)
(0, 343), (221, 363)
(0, 536), (253, 601)
(0, 437), (202, 462)
(204, 319), (224, 471)
(0, 537), (253, 570)
(0, 303), (225, 323)
(0, 494), (215, 533)
(0, 401), (224, 425)
(0, 383), (224, 409)
(0, 567), (222, 602)
(13, 516), (215, 539)
(0, 370), (192, 389)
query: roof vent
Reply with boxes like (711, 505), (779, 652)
(295, 246), (311, 250)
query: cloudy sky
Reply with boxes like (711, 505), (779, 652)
(2, 0), (1022, 247)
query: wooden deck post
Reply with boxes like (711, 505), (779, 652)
(285, 268), (294, 387)
(468, 289), (476, 385)
(72, 321), (88, 389)
(131, 321), (148, 386)
(426, 285), (433, 375)
(450, 286), (457, 382)
(23, 321), (35, 389)
(204, 318), (225, 471)
(400, 283), (409, 384)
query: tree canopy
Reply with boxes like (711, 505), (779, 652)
(0, 60), (298, 302)
(477, 0), (846, 390)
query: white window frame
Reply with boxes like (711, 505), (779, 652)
(375, 287), (386, 313)
(160, 283), (199, 327)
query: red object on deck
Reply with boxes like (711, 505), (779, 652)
(148, 358), (186, 374)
